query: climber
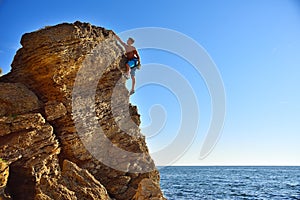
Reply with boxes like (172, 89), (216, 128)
(115, 35), (140, 95)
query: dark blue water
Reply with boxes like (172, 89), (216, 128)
(159, 166), (300, 200)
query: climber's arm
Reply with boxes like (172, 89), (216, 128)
(115, 35), (127, 48)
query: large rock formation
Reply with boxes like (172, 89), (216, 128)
(0, 21), (165, 200)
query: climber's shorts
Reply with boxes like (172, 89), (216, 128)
(130, 66), (137, 76)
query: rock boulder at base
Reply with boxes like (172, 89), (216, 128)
(133, 178), (166, 200)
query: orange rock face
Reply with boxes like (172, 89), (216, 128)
(0, 21), (165, 200)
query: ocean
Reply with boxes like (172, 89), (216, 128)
(159, 166), (300, 200)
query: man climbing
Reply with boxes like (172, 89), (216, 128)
(115, 35), (140, 95)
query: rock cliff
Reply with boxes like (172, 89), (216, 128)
(0, 21), (165, 200)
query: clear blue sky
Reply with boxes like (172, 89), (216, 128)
(1, 0), (300, 166)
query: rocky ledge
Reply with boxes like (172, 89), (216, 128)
(0, 21), (166, 200)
